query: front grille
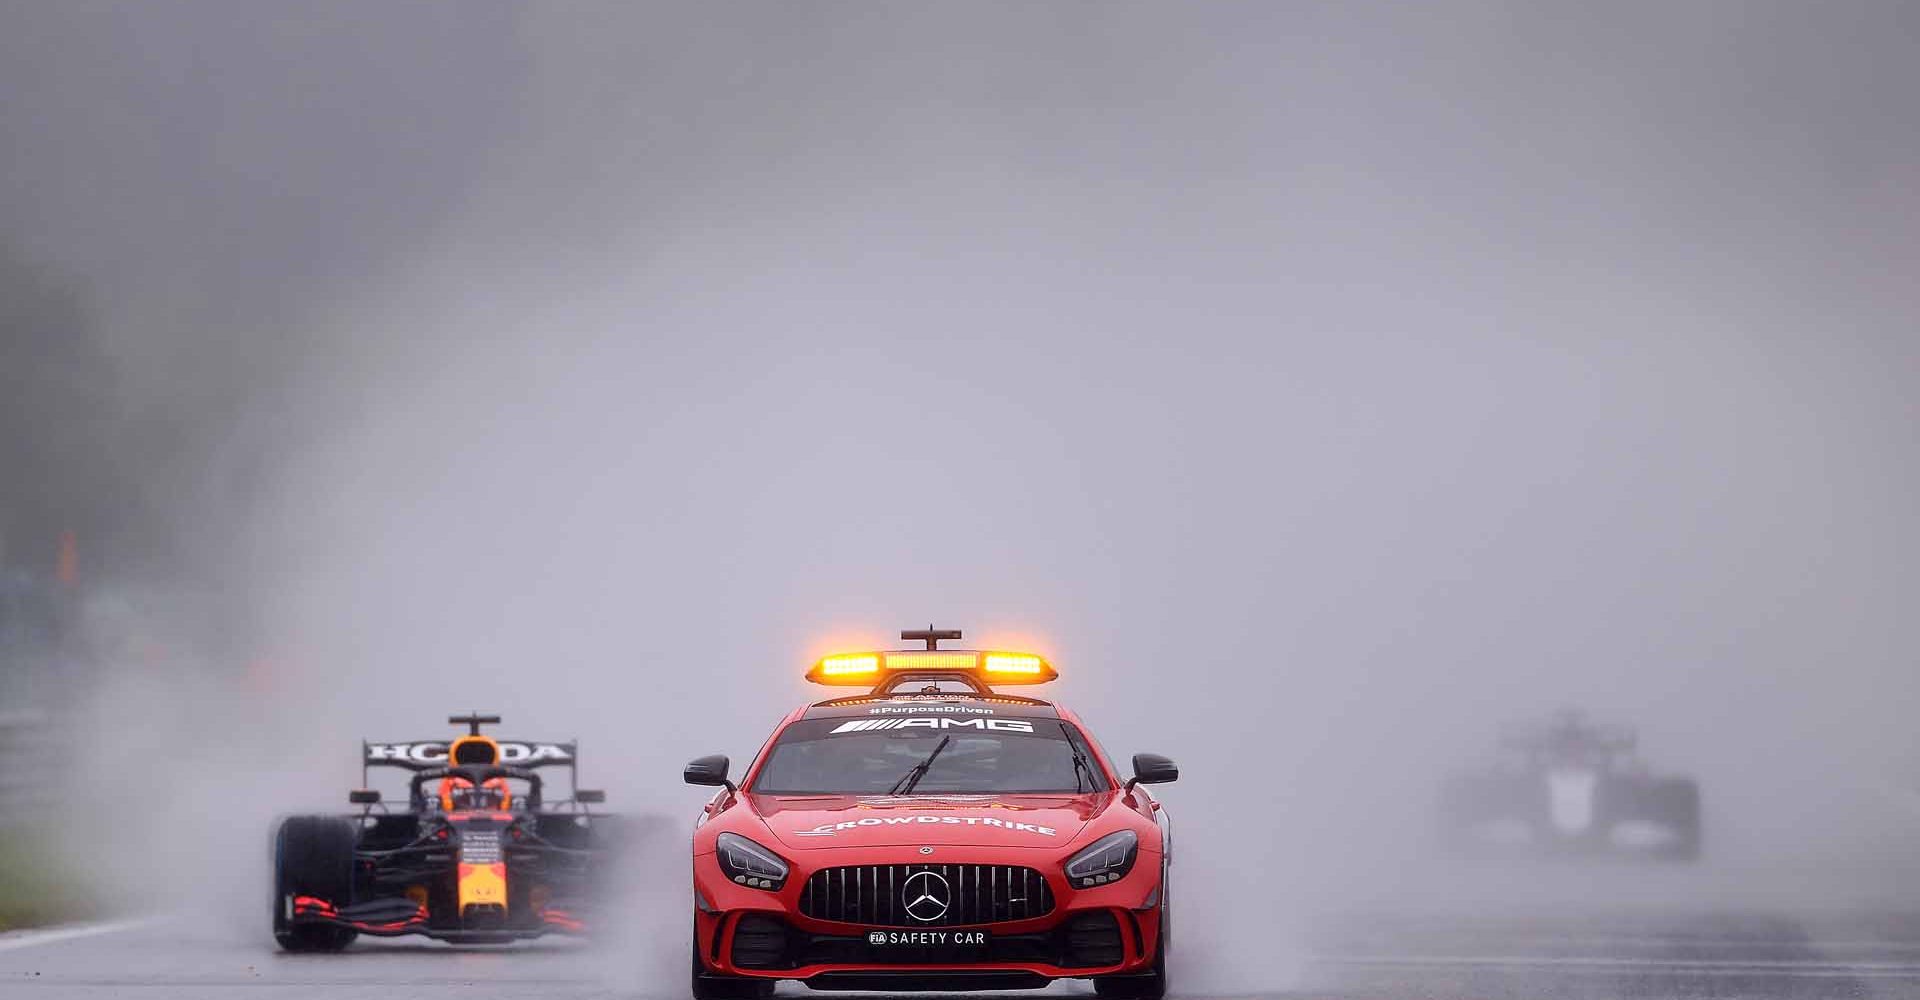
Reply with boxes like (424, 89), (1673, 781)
(799, 864), (1056, 927)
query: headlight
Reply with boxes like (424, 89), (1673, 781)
(715, 833), (789, 891)
(1064, 830), (1138, 887)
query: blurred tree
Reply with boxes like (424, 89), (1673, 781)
(0, 242), (129, 579)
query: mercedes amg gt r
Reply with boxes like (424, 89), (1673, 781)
(683, 628), (1178, 997)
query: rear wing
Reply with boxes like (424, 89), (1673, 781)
(363, 739), (581, 803)
(1496, 719), (1636, 758)
(363, 740), (579, 771)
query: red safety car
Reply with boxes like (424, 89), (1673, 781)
(683, 628), (1178, 997)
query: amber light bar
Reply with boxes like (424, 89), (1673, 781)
(805, 649), (1057, 685)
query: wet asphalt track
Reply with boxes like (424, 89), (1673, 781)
(7, 908), (1920, 1000)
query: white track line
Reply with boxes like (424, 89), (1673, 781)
(0, 917), (157, 953)
(1492, 937), (1920, 952)
(1315, 954), (1920, 977)
(1328, 936), (1920, 953)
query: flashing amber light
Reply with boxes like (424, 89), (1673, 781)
(983, 653), (1046, 676)
(806, 649), (1057, 685)
(884, 651), (978, 671)
(812, 654), (881, 681)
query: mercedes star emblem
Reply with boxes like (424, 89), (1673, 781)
(901, 869), (951, 923)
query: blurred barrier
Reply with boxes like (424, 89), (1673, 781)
(0, 706), (95, 928)
(0, 709), (56, 823)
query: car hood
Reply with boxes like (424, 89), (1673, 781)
(752, 791), (1115, 851)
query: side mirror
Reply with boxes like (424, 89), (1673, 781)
(1126, 753), (1179, 790)
(575, 789), (606, 804)
(684, 754), (734, 790)
(349, 789), (381, 805)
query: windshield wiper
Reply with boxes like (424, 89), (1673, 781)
(1062, 723), (1094, 793)
(889, 735), (953, 796)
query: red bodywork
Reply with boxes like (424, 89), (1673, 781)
(690, 698), (1170, 988)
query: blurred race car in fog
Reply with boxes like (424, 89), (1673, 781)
(270, 713), (634, 950)
(1439, 709), (1700, 861)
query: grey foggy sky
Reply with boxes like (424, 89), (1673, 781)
(5, 1), (1920, 939)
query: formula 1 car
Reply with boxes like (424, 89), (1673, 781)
(1439, 709), (1700, 860)
(683, 628), (1179, 998)
(269, 714), (629, 949)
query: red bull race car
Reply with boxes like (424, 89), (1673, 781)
(270, 714), (631, 949)
(684, 628), (1179, 997)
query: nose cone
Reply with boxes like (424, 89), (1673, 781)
(1546, 768), (1599, 833)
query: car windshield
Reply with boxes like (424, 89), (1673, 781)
(751, 717), (1108, 795)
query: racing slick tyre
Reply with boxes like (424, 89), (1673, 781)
(1094, 856), (1170, 1000)
(272, 815), (359, 952)
(690, 937), (775, 1000)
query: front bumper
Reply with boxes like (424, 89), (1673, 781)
(692, 850), (1164, 984)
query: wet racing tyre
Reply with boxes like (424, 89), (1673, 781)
(272, 815), (359, 952)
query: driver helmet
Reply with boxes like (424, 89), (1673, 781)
(438, 775), (512, 811)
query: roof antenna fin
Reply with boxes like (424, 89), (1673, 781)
(900, 625), (962, 650)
